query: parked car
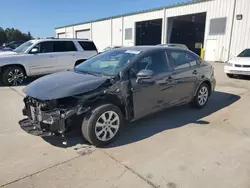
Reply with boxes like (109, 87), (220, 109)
(157, 43), (189, 50)
(224, 48), (250, 78)
(0, 38), (98, 86)
(2, 41), (25, 50)
(22, 46), (216, 146)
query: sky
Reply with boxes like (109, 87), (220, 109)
(0, 0), (190, 38)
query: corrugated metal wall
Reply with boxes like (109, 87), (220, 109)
(163, 0), (235, 61)
(112, 18), (123, 46)
(230, 0), (250, 58)
(92, 20), (112, 51)
(123, 10), (164, 46)
(55, 0), (250, 61)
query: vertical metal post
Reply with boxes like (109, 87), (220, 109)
(228, 0), (237, 61)
(162, 8), (166, 44)
(121, 16), (124, 46)
(111, 18), (113, 46)
(90, 22), (93, 40)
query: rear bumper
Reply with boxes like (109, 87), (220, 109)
(224, 65), (250, 75)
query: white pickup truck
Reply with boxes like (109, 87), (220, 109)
(0, 38), (98, 86)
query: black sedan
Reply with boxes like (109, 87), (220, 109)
(22, 46), (216, 146)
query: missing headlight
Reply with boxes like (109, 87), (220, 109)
(40, 100), (57, 111)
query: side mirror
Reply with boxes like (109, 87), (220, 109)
(136, 69), (154, 83)
(30, 48), (38, 54)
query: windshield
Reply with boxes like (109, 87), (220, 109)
(75, 49), (141, 75)
(238, 49), (250, 57)
(13, 41), (34, 53)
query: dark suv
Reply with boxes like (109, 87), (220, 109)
(22, 46), (216, 146)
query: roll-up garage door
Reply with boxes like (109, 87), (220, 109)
(57, 33), (66, 38)
(75, 29), (91, 39)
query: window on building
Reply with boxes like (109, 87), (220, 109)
(125, 28), (132, 40)
(209, 17), (227, 35)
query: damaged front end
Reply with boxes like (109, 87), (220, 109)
(22, 96), (90, 135)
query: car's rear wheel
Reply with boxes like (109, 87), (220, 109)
(227, 73), (234, 78)
(1, 66), (25, 86)
(81, 104), (123, 147)
(192, 83), (210, 108)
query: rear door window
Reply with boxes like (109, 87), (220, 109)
(167, 50), (200, 70)
(78, 41), (97, 51)
(53, 41), (77, 52)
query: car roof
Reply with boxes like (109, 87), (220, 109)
(30, 38), (94, 43)
(117, 45), (185, 53)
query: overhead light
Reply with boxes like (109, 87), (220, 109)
(236, 14), (243, 20)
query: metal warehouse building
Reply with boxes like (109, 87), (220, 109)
(55, 0), (250, 62)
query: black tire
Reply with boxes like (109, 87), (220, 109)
(1, 66), (25, 86)
(81, 104), (124, 147)
(227, 73), (234, 78)
(192, 83), (210, 109)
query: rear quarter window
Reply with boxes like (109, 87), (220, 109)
(53, 41), (77, 52)
(78, 41), (97, 51)
(167, 50), (201, 70)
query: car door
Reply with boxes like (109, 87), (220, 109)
(53, 41), (78, 71)
(129, 50), (175, 119)
(28, 41), (56, 76)
(167, 49), (199, 104)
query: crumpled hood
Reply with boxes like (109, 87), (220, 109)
(23, 71), (108, 100)
(0, 51), (19, 57)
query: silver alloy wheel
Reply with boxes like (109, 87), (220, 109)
(198, 86), (208, 106)
(7, 69), (24, 86)
(95, 111), (120, 142)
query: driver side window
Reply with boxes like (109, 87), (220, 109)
(130, 51), (169, 77)
(31, 42), (53, 53)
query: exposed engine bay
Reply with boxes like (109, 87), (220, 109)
(22, 96), (91, 134)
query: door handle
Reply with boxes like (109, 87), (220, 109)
(192, 70), (198, 75)
(49, 55), (54, 58)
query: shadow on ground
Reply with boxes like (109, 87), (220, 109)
(19, 91), (240, 148)
(230, 75), (250, 81)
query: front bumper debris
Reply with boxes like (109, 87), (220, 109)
(22, 97), (89, 135)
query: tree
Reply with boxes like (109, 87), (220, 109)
(0, 27), (34, 45)
(0, 27), (7, 45)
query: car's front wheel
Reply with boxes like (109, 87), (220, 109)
(1, 66), (25, 86)
(192, 83), (210, 108)
(81, 104), (123, 147)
